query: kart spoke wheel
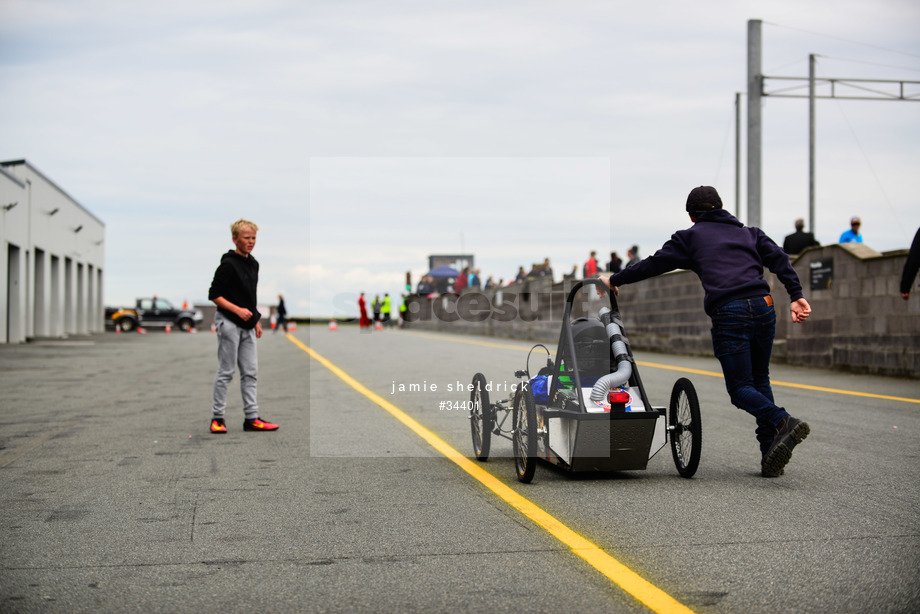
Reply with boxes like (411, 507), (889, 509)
(513, 388), (537, 483)
(470, 373), (492, 461)
(669, 377), (702, 478)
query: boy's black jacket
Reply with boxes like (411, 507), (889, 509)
(208, 250), (261, 329)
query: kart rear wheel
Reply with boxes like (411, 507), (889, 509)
(470, 373), (492, 461)
(669, 377), (702, 478)
(513, 387), (537, 483)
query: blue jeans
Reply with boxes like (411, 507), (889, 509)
(710, 296), (789, 454)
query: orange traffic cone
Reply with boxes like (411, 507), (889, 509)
(329, 319), (338, 331)
(138, 327), (148, 335)
(375, 320), (383, 331)
(289, 320), (297, 331)
(211, 322), (217, 333)
(115, 324), (121, 334)
(165, 324), (172, 334)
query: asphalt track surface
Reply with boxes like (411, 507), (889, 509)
(1, 324), (918, 613)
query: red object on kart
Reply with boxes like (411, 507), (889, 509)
(607, 390), (631, 406)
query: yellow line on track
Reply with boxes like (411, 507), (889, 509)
(405, 331), (920, 405)
(287, 333), (695, 614)
(772, 381), (920, 404)
(632, 362), (920, 404)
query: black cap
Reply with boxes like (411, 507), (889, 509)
(686, 186), (723, 213)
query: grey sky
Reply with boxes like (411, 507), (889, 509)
(1, 0), (918, 317)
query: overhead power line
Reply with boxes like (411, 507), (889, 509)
(764, 21), (920, 60)
(818, 55), (920, 75)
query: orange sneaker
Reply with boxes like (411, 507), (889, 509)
(243, 417), (279, 431)
(210, 418), (227, 434)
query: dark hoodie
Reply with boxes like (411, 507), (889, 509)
(208, 250), (260, 329)
(610, 209), (803, 316)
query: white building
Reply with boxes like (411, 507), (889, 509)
(1, 160), (105, 343)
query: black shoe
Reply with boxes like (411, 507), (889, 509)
(761, 417), (809, 477)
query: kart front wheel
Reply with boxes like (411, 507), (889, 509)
(513, 388), (537, 483)
(470, 373), (492, 461)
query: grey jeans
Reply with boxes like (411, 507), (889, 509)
(212, 311), (259, 419)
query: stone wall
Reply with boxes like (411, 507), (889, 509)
(405, 243), (919, 379)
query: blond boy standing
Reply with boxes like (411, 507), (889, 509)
(208, 219), (278, 433)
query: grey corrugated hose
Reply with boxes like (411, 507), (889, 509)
(589, 306), (633, 403)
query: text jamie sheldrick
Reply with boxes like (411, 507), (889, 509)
(390, 380), (525, 395)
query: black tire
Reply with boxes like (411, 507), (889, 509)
(116, 316), (135, 332)
(512, 387), (538, 483)
(177, 318), (193, 332)
(669, 377), (702, 478)
(470, 373), (492, 461)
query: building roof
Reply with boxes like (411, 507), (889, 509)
(0, 159), (104, 226)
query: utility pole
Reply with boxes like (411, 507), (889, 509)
(809, 54), (816, 234)
(735, 92), (742, 222)
(747, 19), (762, 229)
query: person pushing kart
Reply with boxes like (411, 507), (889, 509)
(599, 186), (811, 477)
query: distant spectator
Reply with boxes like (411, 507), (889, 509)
(399, 294), (408, 325)
(607, 252), (622, 274)
(900, 227), (920, 300)
(514, 267), (526, 284)
(839, 217), (863, 244)
(537, 258), (553, 280)
(416, 276), (435, 297)
(783, 218), (820, 255)
(372, 295), (382, 322)
(381, 293), (392, 325)
(470, 269), (481, 289)
(358, 292), (371, 329)
(274, 294), (288, 333)
(455, 267), (469, 292)
(583, 251), (599, 278)
(626, 245), (640, 267)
